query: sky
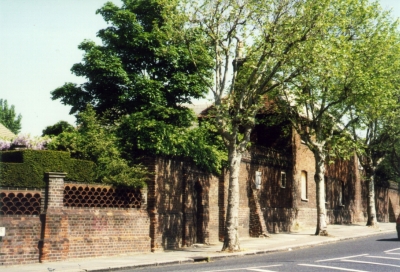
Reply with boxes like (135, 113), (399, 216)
(0, 0), (399, 136)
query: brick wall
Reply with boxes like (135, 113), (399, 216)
(63, 209), (149, 259)
(290, 130), (364, 228)
(0, 215), (42, 265)
(0, 189), (42, 265)
(145, 157), (220, 250)
(38, 173), (151, 263)
(2, 147), (399, 266)
(376, 181), (400, 223)
(387, 182), (400, 222)
(287, 130), (316, 229)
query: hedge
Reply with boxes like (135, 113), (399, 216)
(0, 150), (96, 188)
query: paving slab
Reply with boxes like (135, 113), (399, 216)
(2, 223), (396, 272)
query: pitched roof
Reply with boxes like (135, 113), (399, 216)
(0, 123), (16, 139)
(197, 97), (277, 118)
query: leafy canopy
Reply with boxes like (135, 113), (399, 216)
(47, 106), (148, 188)
(42, 121), (74, 137)
(0, 99), (22, 134)
(51, 0), (224, 173)
(51, 0), (212, 126)
(274, 0), (400, 159)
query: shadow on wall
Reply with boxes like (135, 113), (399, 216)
(325, 156), (358, 224)
(245, 149), (294, 235)
(375, 185), (389, 222)
(156, 159), (211, 249)
(326, 209), (352, 224)
(389, 198), (396, 222)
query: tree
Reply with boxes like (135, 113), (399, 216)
(387, 122), (400, 181)
(47, 106), (148, 188)
(276, 0), (400, 232)
(348, 37), (400, 227)
(50, 0), (223, 172)
(0, 99), (22, 134)
(118, 112), (227, 174)
(186, 0), (400, 248)
(51, 0), (211, 126)
(185, 0), (355, 249)
(42, 121), (74, 137)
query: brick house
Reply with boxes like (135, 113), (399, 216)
(1, 115), (399, 264)
(145, 116), (400, 249)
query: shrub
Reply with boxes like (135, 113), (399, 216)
(0, 149), (95, 188)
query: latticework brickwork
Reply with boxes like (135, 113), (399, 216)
(0, 190), (41, 215)
(64, 184), (141, 209)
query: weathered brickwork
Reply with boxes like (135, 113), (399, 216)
(387, 183), (400, 222)
(0, 173), (151, 265)
(0, 215), (42, 265)
(145, 157), (220, 250)
(61, 209), (150, 259)
(39, 173), (150, 263)
(290, 130), (364, 229)
(375, 181), (400, 223)
(2, 123), (400, 265)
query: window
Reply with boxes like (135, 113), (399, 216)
(280, 171), (287, 188)
(301, 171), (308, 200)
(255, 171), (262, 190)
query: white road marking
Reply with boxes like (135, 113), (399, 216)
(202, 265), (282, 272)
(384, 247), (400, 254)
(366, 255), (400, 260)
(245, 269), (278, 272)
(343, 259), (400, 268)
(315, 254), (369, 262)
(298, 264), (368, 271)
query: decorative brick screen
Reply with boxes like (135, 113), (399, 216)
(63, 184), (142, 208)
(0, 191), (41, 215)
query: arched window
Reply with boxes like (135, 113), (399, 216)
(301, 171), (308, 200)
(280, 171), (286, 188)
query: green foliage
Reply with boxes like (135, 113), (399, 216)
(272, 0), (400, 161)
(42, 121), (74, 137)
(118, 113), (227, 175)
(342, 2), (400, 179)
(51, 0), (212, 125)
(376, 158), (400, 183)
(47, 106), (148, 188)
(50, 0), (222, 175)
(0, 99), (22, 134)
(0, 150), (95, 188)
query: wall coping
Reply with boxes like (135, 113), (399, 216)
(45, 172), (67, 179)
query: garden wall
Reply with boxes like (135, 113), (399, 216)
(0, 189), (42, 265)
(0, 173), (150, 266)
(144, 156), (220, 250)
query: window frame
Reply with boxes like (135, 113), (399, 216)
(301, 171), (308, 201)
(280, 171), (287, 188)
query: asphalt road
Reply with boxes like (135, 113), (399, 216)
(126, 232), (400, 272)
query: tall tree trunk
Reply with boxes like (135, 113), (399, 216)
(366, 168), (378, 227)
(314, 149), (328, 236)
(222, 146), (242, 251)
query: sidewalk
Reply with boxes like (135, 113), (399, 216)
(3, 223), (396, 272)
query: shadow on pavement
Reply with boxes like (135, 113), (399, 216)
(375, 238), (399, 242)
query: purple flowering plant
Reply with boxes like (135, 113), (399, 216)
(0, 134), (52, 151)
